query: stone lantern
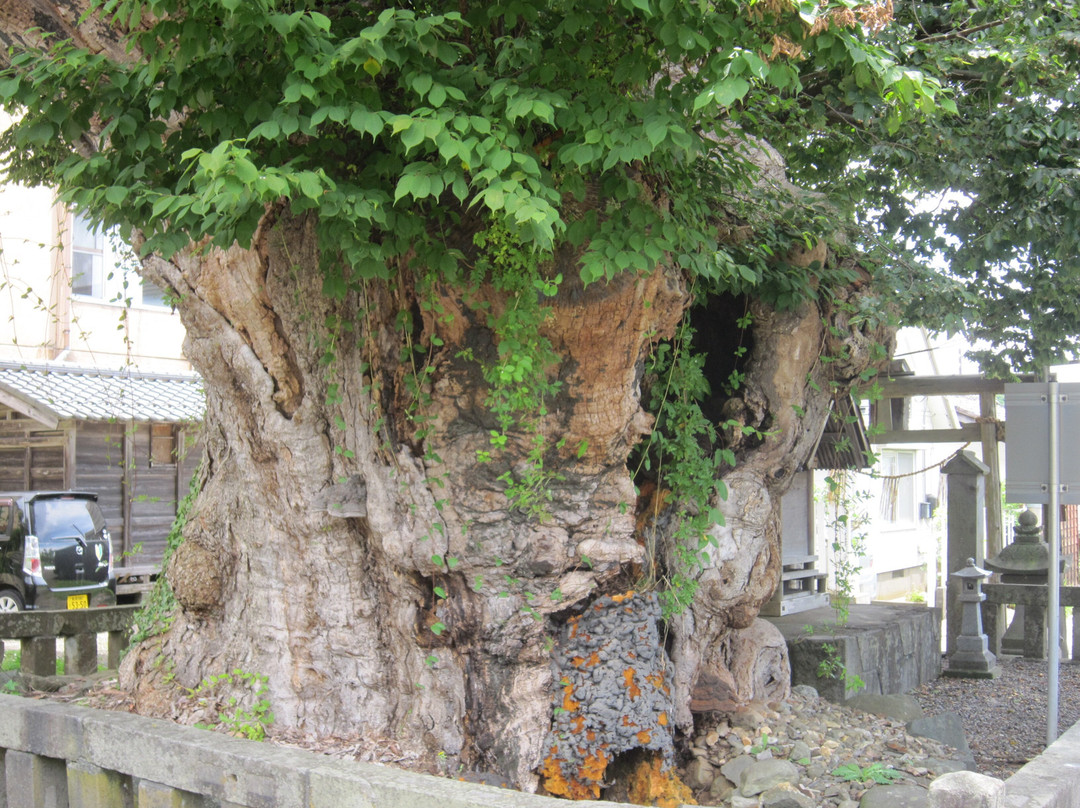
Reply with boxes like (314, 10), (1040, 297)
(945, 558), (1000, 679)
(984, 509), (1055, 658)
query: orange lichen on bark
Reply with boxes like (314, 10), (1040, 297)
(571, 656), (586, 668)
(578, 749), (610, 785)
(623, 668), (642, 699)
(571, 714), (586, 733)
(562, 684), (580, 712)
(610, 591), (636, 603)
(586, 651), (600, 666)
(645, 672), (665, 688)
(657, 712), (668, 726)
(636, 730), (652, 744)
(541, 756), (571, 798)
(625, 755), (697, 808)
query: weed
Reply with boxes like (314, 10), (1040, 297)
(831, 762), (903, 785)
(189, 669), (275, 741)
(817, 642), (865, 694)
(1, 649), (19, 672)
(821, 469), (871, 626)
(749, 731), (778, 756)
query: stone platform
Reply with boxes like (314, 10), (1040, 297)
(765, 602), (942, 703)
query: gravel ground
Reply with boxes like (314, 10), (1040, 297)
(910, 654), (1080, 780)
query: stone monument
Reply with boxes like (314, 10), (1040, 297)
(945, 558), (1000, 679)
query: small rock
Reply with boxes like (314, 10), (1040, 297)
(685, 757), (715, 789)
(706, 730), (720, 746)
(709, 775), (735, 801)
(928, 770), (1005, 808)
(907, 713), (976, 769)
(789, 740), (813, 763)
(792, 684), (819, 700)
(761, 784), (816, 808)
(740, 759), (800, 797)
(858, 784), (928, 808)
(731, 795), (760, 808)
(731, 707), (766, 729)
(721, 755), (755, 785)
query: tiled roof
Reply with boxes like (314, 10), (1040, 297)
(0, 361), (204, 425)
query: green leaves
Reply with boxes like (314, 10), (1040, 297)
(693, 78), (751, 112)
(0, 0), (960, 345)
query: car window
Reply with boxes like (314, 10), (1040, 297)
(0, 501), (11, 540)
(30, 497), (106, 541)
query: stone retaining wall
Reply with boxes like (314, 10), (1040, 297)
(0, 694), (634, 808)
(767, 603), (942, 702)
(2, 692), (1080, 807)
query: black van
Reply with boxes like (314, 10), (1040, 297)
(0, 491), (116, 611)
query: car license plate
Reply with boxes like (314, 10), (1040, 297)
(67, 594), (89, 610)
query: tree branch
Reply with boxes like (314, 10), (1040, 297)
(918, 18), (1007, 43)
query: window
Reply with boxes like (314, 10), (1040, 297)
(141, 278), (170, 307)
(71, 212), (105, 297)
(150, 424), (177, 466)
(879, 450), (916, 524)
(69, 210), (172, 307)
(0, 501), (11, 540)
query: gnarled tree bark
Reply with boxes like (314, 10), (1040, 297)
(0, 3), (894, 792)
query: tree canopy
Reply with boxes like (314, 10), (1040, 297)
(3, 0), (1075, 377)
(747, 0), (1080, 374)
(0, 0), (940, 300)
(0, 0), (1078, 792)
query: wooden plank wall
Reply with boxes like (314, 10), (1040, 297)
(0, 407), (202, 572)
(0, 412), (68, 490)
(75, 421), (203, 569)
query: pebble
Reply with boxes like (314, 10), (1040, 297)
(680, 688), (982, 808)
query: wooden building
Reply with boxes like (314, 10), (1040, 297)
(0, 361), (203, 597)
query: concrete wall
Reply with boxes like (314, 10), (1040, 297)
(769, 602), (942, 703)
(2, 689), (1080, 808)
(0, 695), (637, 808)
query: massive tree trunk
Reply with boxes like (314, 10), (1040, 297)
(120, 210), (696, 788)
(1, 3), (894, 792)
(116, 204), (889, 792)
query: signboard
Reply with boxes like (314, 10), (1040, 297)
(1004, 383), (1080, 505)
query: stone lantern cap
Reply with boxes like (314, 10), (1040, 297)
(984, 509), (1050, 575)
(952, 558), (991, 583)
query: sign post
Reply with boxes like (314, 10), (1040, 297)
(1005, 382), (1080, 743)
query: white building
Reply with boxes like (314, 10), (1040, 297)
(0, 139), (188, 372)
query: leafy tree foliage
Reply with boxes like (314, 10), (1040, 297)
(0, 0), (938, 307)
(748, 0), (1080, 374)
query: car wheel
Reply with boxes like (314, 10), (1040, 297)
(0, 589), (23, 612)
